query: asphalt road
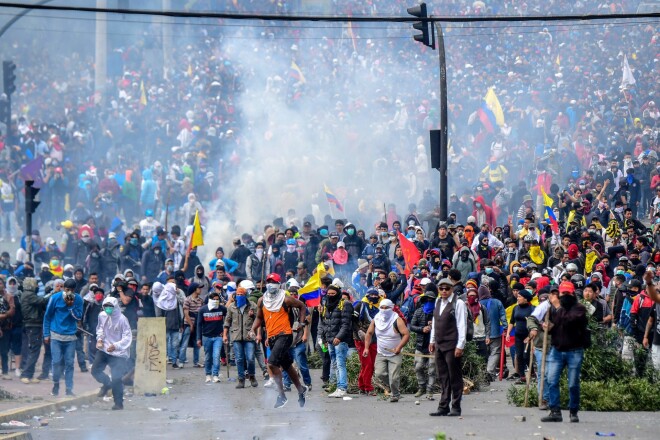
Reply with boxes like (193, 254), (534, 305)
(25, 365), (656, 440)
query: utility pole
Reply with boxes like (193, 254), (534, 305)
(2, 60), (16, 131)
(24, 180), (40, 263)
(94, 0), (107, 104)
(407, 3), (449, 221)
(162, 0), (172, 80)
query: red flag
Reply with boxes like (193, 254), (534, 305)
(397, 232), (421, 276)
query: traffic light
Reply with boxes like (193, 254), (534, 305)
(25, 180), (40, 214)
(407, 3), (434, 49)
(3, 61), (16, 96)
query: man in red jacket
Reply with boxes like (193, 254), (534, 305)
(472, 196), (495, 228)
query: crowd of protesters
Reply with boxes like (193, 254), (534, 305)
(0, 0), (658, 420)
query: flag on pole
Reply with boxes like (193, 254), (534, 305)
(540, 188), (559, 234)
(188, 210), (204, 251)
(299, 262), (332, 307)
(347, 22), (357, 52)
(290, 61), (306, 84)
(555, 54), (561, 66)
(621, 55), (636, 89)
(20, 156), (44, 187)
(186, 63), (193, 77)
(139, 80), (147, 107)
(324, 184), (344, 213)
(396, 232), (421, 276)
(484, 88), (505, 127)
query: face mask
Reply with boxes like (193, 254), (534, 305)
(467, 296), (478, 305)
(367, 295), (380, 304)
(475, 203), (482, 209)
(266, 283), (279, 294)
(130, 238), (138, 246)
(407, 231), (415, 238)
(154, 249), (161, 255)
(347, 229), (355, 236)
(81, 237), (90, 243)
(255, 249), (264, 259)
(196, 271), (204, 277)
(95, 293), (104, 302)
(166, 264), (173, 271)
(521, 262), (529, 268)
(286, 245), (296, 253)
(485, 267), (493, 274)
(104, 306), (114, 315)
(235, 295), (247, 308)
(422, 301), (435, 314)
(51, 260), (60, 266)
(7, 285), (17, 294)
(615, 207), (624, 213)
(379, 308), (394, 320)
(208, 299), (219, 310)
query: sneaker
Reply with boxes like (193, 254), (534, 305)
(20, 377), (30, 384)
(274, 394), (288, 409)
(97, 385), (110, 398)
(283, 385), (291, 392)
(30, 378), (41, 384)
(235, 380), (245, 389)
(66, 390), (75, 397)
(171, 363), (181, 369)
(249, 375), (258, 387)
(15, 368), (21, 377)
(212, 376), (221, 383)
(539, 400), (549, 411)
(569, 411), (579, 423)
(112, 404), (124, 410)
(507, 373), (521, 381)
(51, 384), (60, 396)
(263, 378), (275, 388)
(205, 375), (212, 383)
(541, 409), (563, 422)
(305, 383), (312, 392)
(426, 393), (435, 401)
(415, 389), (425, 398)
(390, 396), (399, 403)
(167, 360), (172, 365)
(298, 385), (308, 408)
(80, 366), (88, 373)
(329, 388), (346, 398)
(194, 363), (204, 368)
(37, 374), (50, 381)
(1, 374), (12, 380)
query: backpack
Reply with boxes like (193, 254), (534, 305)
(618, 295), (639, 335)
(399, 291), (420, 323)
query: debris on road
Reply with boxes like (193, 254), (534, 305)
(65, 406), (77, 412)
(513, 415), (526, 422)
(1, 420), (29, 427)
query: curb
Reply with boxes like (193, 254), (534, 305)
(0, 433), (33, 440)
(0, 390), (98, 425)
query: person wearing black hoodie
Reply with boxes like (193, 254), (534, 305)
(342, 223), (365, 270)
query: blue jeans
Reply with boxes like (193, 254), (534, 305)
(203, 336), (222, 376)
(547, 347), (584, 412)
(51, 339), (76, 392)
(178, 326), (199, 364)
(535, 348), (550, 403)
(283, 342), (312, 387)
(166, 330), (181, 364)
(233, 341), (255, 380)
(327, 342), (348, 391)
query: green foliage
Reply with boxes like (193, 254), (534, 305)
(507, 326), (660, 411)
(307, 350), (323, 369)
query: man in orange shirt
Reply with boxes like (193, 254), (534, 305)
(251, 273), (308, 409)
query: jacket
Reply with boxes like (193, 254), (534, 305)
(96, 297), (132, 358)
(43, 291), (84, 338)
(472, 196), (495, 227)
(479, 297), (507, 339)
(224, 300), (258, 342)
(318, 297), (354, 344)
(19, 278), (49, 328)
(410, 306), (434, 353)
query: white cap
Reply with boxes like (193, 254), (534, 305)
(337, 241), (345, 248)
(287, 279), (300, 288)
(332, 278), (344, 289)
(420, 277), (432, 286)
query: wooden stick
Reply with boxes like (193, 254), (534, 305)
(524, 339), (535, 407)
(499, 333), (506, 381)
(538, 311), (551, 407)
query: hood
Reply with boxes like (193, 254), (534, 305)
(22, 277), (38, 294)
(343, 223), (356, 233)
(473, 196), (487, 209)
(194, 264), (205, 276)
(102, 296), (122, 317)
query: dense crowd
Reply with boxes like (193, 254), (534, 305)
(0, 0), (658, 419)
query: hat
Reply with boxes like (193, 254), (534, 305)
(437, 278), (453, 288)
(303, 220), (312, 227)
(518, 289), (534, 301)
(379, 299), (394, 309)
(225, 281), (237, 292)
(522, 194), (533, 202)
(63, 264), (74, 272)
(60, 220), (74, 229)
(465, 279), (478, 290)
(512, 282), (525, 291)
(420, 277), (432, 286)
(337, 241), (345, 248)
(559, 281), (576, 294)
(329, 232), (339, 238)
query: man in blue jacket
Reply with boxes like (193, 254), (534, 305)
(43, 278), (83, 396)
(477, 285), (507, 380)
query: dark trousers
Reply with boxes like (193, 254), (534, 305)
(514, 335), (529, 377)
(92, 351), (127, 406)
(20, 327), (42, 379)
(76, 332), (86, 368)
(39, 339), (52, 378)
(434, 346), (463, 411)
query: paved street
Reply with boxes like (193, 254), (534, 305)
(19, 365), (656, 440)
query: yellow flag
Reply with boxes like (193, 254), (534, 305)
(540, 187), (554, 207)
(299, 272), (321, 295)
(139, 80), (147, 106)
(485, 88), (505, 127)
(555, 54), (560, 66)
(189, 210), (204, 249)
(187, 63), (193, 77)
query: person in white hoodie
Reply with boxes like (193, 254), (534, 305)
(92, 296), (132, 410)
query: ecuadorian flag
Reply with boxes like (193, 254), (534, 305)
(324, 184), (344, 213)
(478, 88), (505, 133)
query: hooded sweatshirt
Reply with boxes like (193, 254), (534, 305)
(96, 296), (132, 358)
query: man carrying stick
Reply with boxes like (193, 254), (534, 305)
(526, 286), (557, 410)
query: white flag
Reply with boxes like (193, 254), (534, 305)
(621, 55), (636, 89)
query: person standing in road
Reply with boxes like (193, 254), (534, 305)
(251, 273), (308, 409)
(197, 290), (226, 383)
(363, 299), (409, 402)
(92, 297), (132, 410)
(224, 286), (259, 388)
(43, 278), (83, 396)
(410, 285), (437, 400)
(541, 281), (589, 423)
(19, 278), (51, 384)
(429, 278), (467, 417)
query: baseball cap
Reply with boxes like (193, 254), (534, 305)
(559, 281), (576, 294)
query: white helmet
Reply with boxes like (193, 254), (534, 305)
(239, 280), (255, 290)
(332, 278), (344, 289)
(287, 279), (300, 289)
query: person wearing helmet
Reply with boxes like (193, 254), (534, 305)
(280, 279), (312, 392)
(251, 273), (309, 408)
(43, 277), (83, 397)
(139, 209), (160, 241)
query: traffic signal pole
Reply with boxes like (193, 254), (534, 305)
(24, 180), (40, 263)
